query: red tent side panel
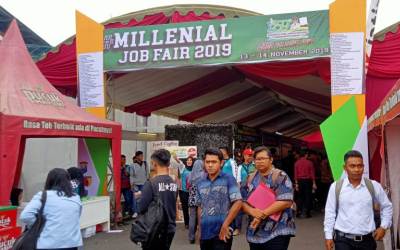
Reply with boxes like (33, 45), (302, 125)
(0, 132), (22, 205)
(12, 137), (26, 187)
(111, 131), (121, 220)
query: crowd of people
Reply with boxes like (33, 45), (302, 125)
(118, 146), (393, 250)
(17, 145), (394, 250)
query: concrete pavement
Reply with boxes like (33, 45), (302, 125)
(84, 212), (383, 249)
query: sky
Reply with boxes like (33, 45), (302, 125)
(0, 0), (399, 46)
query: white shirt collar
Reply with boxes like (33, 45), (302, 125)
(344, 176), (365, 188)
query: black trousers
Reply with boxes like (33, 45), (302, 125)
(297, 179), (313, 215)
(200, 236), (233, 250)
(249, 235), (291, 250)
(143, 232), (175, 250)
(179, 190), (190, 226)
(335, 233), (377, 250)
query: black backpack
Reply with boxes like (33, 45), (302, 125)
(13, 191), (47, 250)
(130, 181), (165, 248)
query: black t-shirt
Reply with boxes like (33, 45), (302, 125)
(139, 175), (178, 233)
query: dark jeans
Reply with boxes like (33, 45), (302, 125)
(189, 206), (198, 241)
(334, 232), (376, 250)
(235, 186), (248, 231)
(179, 190), (190, 226)
(249, 235), (291, 250)
(297, 179), (313, 215)
(121, 188), (133, 214)
(143, 232), (175, 250)
(200, 236), (233, 250)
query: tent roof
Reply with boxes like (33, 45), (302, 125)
(36, 5), (332, 138)
(0, 20), (120, 138)
(0, 6), (51, 60)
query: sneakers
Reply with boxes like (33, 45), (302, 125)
(132, 213), (138, 219)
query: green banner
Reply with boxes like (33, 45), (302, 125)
(104, 10), (329, 71)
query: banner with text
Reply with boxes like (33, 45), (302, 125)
(104, 10), (330, 71)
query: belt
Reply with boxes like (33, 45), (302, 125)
(335, 230), (373, 242)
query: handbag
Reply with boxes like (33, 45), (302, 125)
(13, 191), (47, 250)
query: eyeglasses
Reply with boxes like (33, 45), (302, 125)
(254, 157), (270, 161)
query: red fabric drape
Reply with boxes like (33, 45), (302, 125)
(170, 10), (225, 22)
(36, 13), (172, 95)
(179, 87), (260, 122)
(370, 134), (382, 182)
(237, 58), (331, 84)
(124, 68), (241, 116)
(368, 24), (400, 79)
(240, 68), (331, 110)
(366, 76), (398, 117)
(302, 130), (325, 148)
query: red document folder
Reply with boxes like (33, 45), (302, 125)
(247, 182), (281, 221)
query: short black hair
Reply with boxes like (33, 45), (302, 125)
(219, 146), (230, 153)
(135, 151), (144, 157)
(151, 149), (170, 167)
(344, 150), (363, 163)
(204, 148), (223, 161)
(121, 154), (126, 158)
(254, 146), (272, 158)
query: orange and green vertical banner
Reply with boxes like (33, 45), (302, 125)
(321, 0), (368, 180)
(76, 11), (110, 195)
(76, 10), (106, 118)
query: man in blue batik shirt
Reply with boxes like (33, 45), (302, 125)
(195, 148), (242, 250)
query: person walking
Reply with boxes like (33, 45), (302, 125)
(243, 146), (295, 250)
(131, 151), (149, 191)
(195, 148), (242, 250)
(120, 154), (134, 217)
(179, 156), (194, 229)
(324, 150), (393, 250)
(139, 149), (178, 250)
(294, 150), (317, 218)
(233, 148), (256, 236)
(219, 147), (238, 179)
(20, 168), (82, 250)
(319, 154), (333, 209)
(187, 158), (205, 244)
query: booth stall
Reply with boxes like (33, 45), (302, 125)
(368, 79), (400, 249)
(0, 21), (122, 241)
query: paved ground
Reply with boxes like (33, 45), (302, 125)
(84, 212), (384, 250)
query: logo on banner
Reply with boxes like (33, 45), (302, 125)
(0, 235), (16, 250)
(266, 16), (310, 41)
(0, 216), (11, 228)
(21, 87), (65, 107)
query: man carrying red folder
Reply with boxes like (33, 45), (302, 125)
(242, 146), (296, 250)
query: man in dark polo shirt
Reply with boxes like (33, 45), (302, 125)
(139, 149), (178, 250)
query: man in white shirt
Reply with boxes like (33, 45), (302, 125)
(324, 150), (392, 250)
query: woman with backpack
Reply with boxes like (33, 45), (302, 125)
(20, 168), (82, 250)
(242, 146), (296, 250)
